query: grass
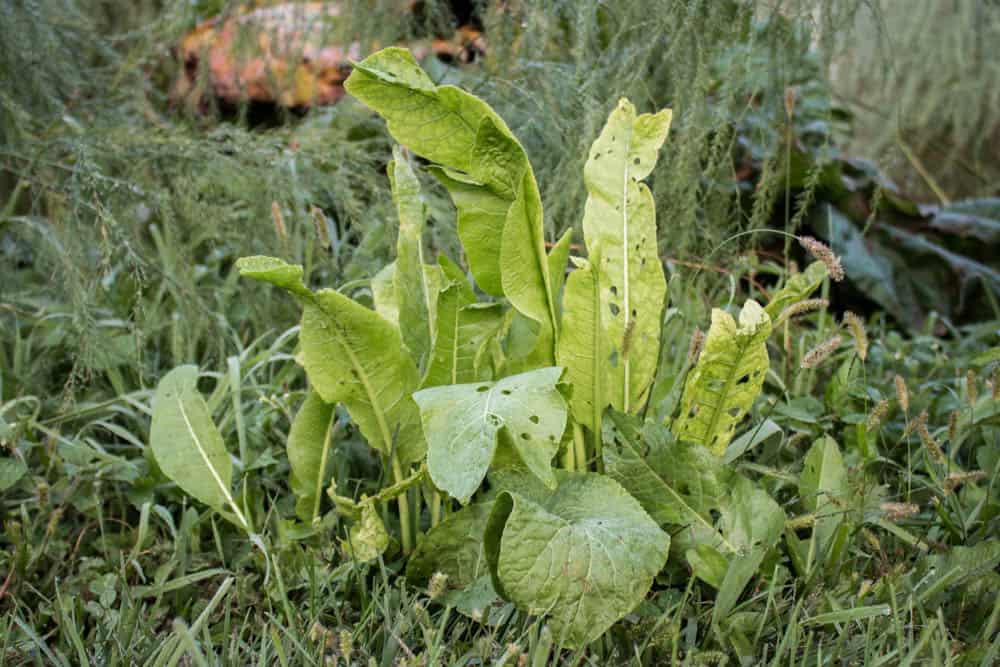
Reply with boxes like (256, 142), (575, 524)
(2, 0), (999, 664)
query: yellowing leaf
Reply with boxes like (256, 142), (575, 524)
(674, 300), (772, 456)
(559, 99), (671, 434)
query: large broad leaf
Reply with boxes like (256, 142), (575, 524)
(602, 410), (730, 545)
(345, 48), (557, 362)
(151, 365), (248, 531)
(674, 300), (771, 456)
(799, 436), (848, 553)
(578, 99), (671, 415)
(406, 501), (498, 614)
(422, 283), (504, 388)
(287, 390), (336, 523)
(764, 261), (828, 320)
(389, 147), (440, 370)
(484, 469), (670, 649)
(237, 256), (424, 464)
(412, 368), (567, 503)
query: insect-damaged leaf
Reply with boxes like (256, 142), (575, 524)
(287, 390), (336, 523)
(559, 99), (670, 433)
(236, 256), (424, 464)
(674, 300), (772, 456)
(151, 365), (249, 530)
(483, 469), (669, 649)
(412, 367), (567, 504)
(583, 98), (671, 415)
(345, 48), (558, 363)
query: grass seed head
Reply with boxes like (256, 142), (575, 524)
(966, 369), (978, 405)
(943, 471), (986, 495)
(799, 235), (844, 282)
(776, 298), (828, 326)
(916, 417), (945, 464)
(843, 311), (869, 361)
(801, 335), (842, 369)
(880, 502), (920, 521)
(687, 328), (705, 366)
(867, 399), (891, 431)
(895, 375), (910, 413)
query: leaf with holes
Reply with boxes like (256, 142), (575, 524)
(345, 48), (558, 363)
(674, 300), (772, 456)
(287, 390), (336, 523)
(237, 256), (424, 464)
(483, 469), (669, 649)
(151, 365), (249, 531)
(581, 98), (671, 415)
(411, 367), (567, 503)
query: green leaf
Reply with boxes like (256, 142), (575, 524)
(708, 476), (785, 624)
(341, 502), (389, 563)
(557, 254), (603, 432)
(602, 410), (730, 543)
(345, 48), (557, 361)
(406, 501), (493, 588)
(581, 99), (671, 414)
(764, 261), (828, 320)
(150, 365), (249, 531)
(799, 436), (848, 563)
(235, 255), (310, 299)
(300, 289), (424, 464)
(0, 456), (27, 492)
(371, 262), (399, 324)
(412, 368), (567, 503)
(422, 283), (504, 388)
(390, 147), (439, 370)
(483, 469), (670, 649)
(287, 390), (336, 523)
(674, 300), (772, 456)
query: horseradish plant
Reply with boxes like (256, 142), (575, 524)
(149, 48), (831, 648)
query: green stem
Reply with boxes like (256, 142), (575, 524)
(430, 489), (442, 529)
(573, 422), (589, 472)
(560, 437), (576, 470)
(391, 455), (413, 555)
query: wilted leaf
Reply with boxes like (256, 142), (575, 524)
(342, 502), (389, 563)
(345, 48), (558, 362)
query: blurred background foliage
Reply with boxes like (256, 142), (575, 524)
(2, 0), (998, 406)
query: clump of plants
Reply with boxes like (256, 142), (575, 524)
(148, 47), (839, 648)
